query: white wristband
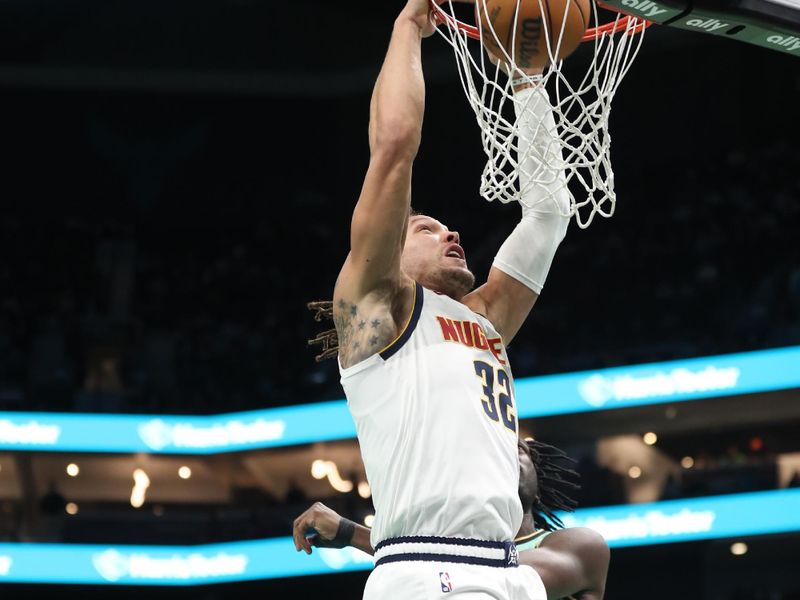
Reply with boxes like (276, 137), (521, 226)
(492, 86), (570, 294)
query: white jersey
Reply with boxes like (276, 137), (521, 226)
(340, 282), (522, 548)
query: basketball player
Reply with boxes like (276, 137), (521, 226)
(303, 0), (571, 596)
(293, 438), (609, 600)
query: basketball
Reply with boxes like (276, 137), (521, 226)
(476, 0), (590, 70)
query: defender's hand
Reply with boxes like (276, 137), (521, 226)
(292, 502), (345, 555)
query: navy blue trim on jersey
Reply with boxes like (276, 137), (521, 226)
(374, 537), (519, 569)
(375, 535), (507, 552)
(375, 552), (517, 569)
(379, 281), (424, 361)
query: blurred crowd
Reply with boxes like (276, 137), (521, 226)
(1, 140), (798, 415)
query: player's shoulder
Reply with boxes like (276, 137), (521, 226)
(542, 528), (609, 560)
(543, 528), (610, 584)
(333, 272), (417, 369)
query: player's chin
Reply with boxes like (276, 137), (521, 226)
(440, 264), (476, 298)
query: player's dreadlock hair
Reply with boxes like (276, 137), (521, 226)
(525, 437), (581, 532)
(306, 208), (427, 362)
(307, 300), (337, 362)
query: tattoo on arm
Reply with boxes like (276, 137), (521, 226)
(333, 299), (394, 366)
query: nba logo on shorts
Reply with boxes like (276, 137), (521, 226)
(439, 571), (453, 593)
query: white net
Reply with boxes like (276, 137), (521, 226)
(433, 1), (648, 228)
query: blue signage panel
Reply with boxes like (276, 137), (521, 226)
(0, 489), (798, 585)
(560, 488), (800, 547)
(0, 400), (358, 454)
(0, 346), (798, 453)
(0, 538), (372, 586)
(516, 344), (800, 418)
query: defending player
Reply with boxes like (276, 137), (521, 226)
(293, 438), (609, 600)
(304, 0), (571, 597)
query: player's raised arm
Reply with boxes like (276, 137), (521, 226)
(463, 81), (570, 344)
(333, 0), (437, 367)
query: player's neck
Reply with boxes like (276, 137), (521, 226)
(516, 513), (536, 538)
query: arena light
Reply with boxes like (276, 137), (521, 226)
(66, 463), (80, 477)
(310, 460), (353, 493)
(681, 456), (695, 469)
(364, 514), (375, 527)
(628, 466), (642, 479)
(178, 466), (192, 480)
(310, 459), (328, 479)
(130, 469), (150, 508)
(730, 542), (748, 555)
(642, 432), (658, 445)
(325, 463), (353, 493)
(65, 502), (79, 515)
(357, 481), (371, 499)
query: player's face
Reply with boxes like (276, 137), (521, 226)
(518, 439), (539, 509)
(401, 215), (475, 300)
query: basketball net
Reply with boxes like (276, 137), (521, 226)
(432, 1), (648, 228)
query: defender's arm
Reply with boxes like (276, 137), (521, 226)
(333, 3), (433, 366)
(520, 528), (610, 600)
(292, 502), (374, 556)
(463, 84), (570, 343)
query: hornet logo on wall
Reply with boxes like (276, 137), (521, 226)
(93, 550), (130, 582)
(138, 419), (174, 451)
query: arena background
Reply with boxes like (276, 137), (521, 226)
(1, 0), (800, 598)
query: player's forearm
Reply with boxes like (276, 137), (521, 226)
(515, 85), (570, 214)
(368, 15), (426, 159)
(350, 523), (374, 556)
(493, 87), (570, 295)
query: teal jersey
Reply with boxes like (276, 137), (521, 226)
(515, 529), (551, 552)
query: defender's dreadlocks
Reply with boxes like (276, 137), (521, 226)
(306, 208), (426, 362)
(525, 437), (581, 532)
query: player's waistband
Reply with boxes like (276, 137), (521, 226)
(373, 536), (520, 569)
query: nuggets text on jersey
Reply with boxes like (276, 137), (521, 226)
(436, 316), (507, 365)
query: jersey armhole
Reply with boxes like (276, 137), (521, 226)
(378, 281), (424, 360)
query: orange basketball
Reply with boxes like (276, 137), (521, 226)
(476, 0), (590, 70)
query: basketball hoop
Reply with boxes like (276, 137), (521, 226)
(431, 0), (651, 228)
(431, 2), (650, 43)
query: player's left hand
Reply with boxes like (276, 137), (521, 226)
(402, 0), (475, 38)
(292, 502), (345, 554)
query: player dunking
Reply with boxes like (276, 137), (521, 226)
(294, 438), (609, 600)
(302, 0), (571, 597)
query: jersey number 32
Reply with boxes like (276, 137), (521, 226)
(473, 360), (517, 433)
